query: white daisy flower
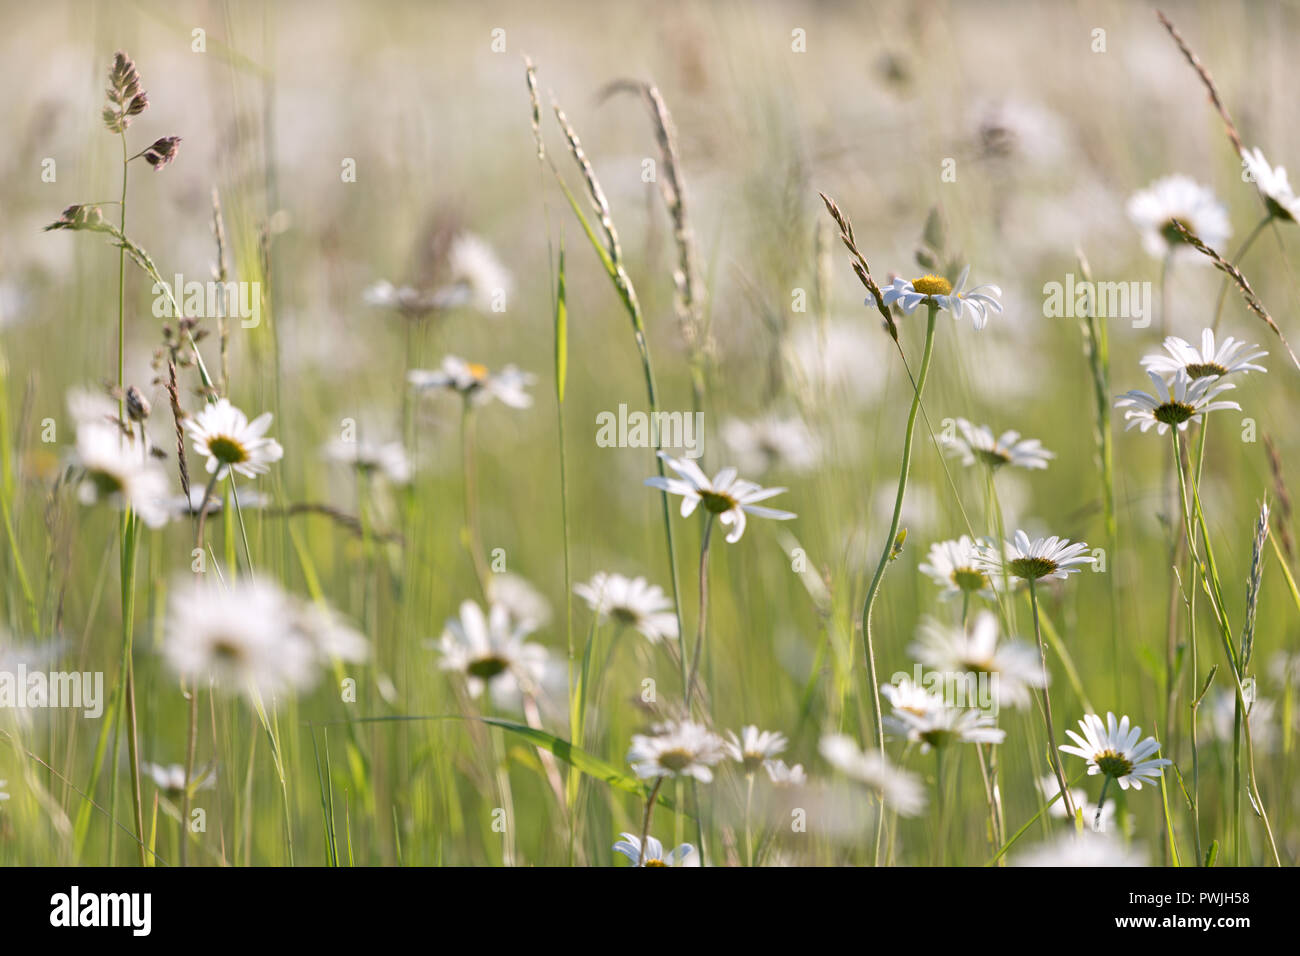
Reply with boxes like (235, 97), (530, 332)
(612, 832), (696, 867)
(1035, 775), (1115, 830)
(163, 486), (269, 518)
(977, 530), (1096, 582)
(645, 452), (796, 543)
(163, 579), (318, 701)
(880, 676), (944, 717)
(1059, 712), (1171, 791)
(73, 421), (171, 529)
(435, 600), (547, 701)
(944, 418), (1054, 471)
(0, 779), (10, 804)
(763, 760), (807, 787)
(918, 535), (998, 600)
(627, 719), (727, 783)
(143, 762), (216, 795)
(294, 604), (371, 664)
(443, 232), (513, 314)
(323, 436), (412, 485)
(720, 414), (820, 476)
(487, 573), (553, 631)
(408, 355), (534, 409)
(1200, 689), (1277, 752)
(884, 700), (1006, 752)
(1013, 829), (1147, 867)
(1140, 328), (1267, 381)
(818, 734), (927, 816)
(1243, 146), (1300, 223)
(186, 398), (284, 480)
(573, 572), (677, 644)
(724, 725), (788, 772)
(1114, 368), (1240, 435)
(1127, 175), (1231, 262)
(879, 265), (1003, 330)
(909, 611), (1045, 710)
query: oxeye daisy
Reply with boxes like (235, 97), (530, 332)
(73, 421), (171, 528)
(883, 700), (1006, 751)
(407, 355), (534, 408)
(435, 600), (547, 702)
(1114, 369), (1240, 435)
(818, 734), (926, 816)
(1243, 146), (1300, 223)
(724, 725), (788, 773)
(1059, 712), (1171, 791)
(720, 414), (820, 476)
(1035, 775), (1115, 830)
(1127, 174), (1231, 262)
(764, 759), (807, 787)
(573, 572), (678, 643)
(909, 611), (1045, 710)
(186, 398), (284, 480)
(879, 265), (1003, 329)
(1013, 829), (1147, 867)
(322, 436), (413, 485)
(944, 418), (1054, 471)
(612, 833), (696, 867)
(644, 452), (796, 543)
(143, 762), (216, 796)
(918, 535), (998, 600)
(880, 676), (944, 717)
(977, 530), (1096, 582)
(1140, 328), (1267, 381)
(627, 719), (726, 783)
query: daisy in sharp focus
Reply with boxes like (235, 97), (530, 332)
(1140, 328), (1267, 381)
(645, 452), (796, 543)
(879, 265), (1003, 329)
(612, 833), (696, 867)
(435, 600), (547, 702)
(724, 725), (788, 773)
(1243, 146), (1300, 223)
(73, 420), (171, 528)
(977, 530), (1096, 583)
(919, 535), (998, 600)
(1059, 712), (1171, 791)
(573, 572), (677, 643)
(944, 418), (1054, 471)
(1114, 368), (1240, 435)
(627, 719), (727, 783)
(408, 355), (534, 409)
(1127, 174), (1231, 262)
(186, 398), (284, 480)
(819, 734), (926, 816)
(909, 611), (1045, 710)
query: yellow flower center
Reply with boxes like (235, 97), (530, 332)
(911, 275), (952, 296)
(699, 490), (738, 514)
(466, 362), (490, 380)
(207, 435), (248, 465)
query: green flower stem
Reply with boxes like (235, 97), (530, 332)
(1029, 578), (1076, 821)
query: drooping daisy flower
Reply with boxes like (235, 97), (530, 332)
(909, 612), (1045, 710)
(818, 734), (926, 816)
(1059, 712), (1171, 791)
(884, 700), (1006, 752)
(918, 535), (997, 600)
(1114, 369), (1240, 435)
(322, 436), (412, 485)
(573, 572), (677, 643)
(977, 530), (1096, 582)
(435, 600), (547, 701)
(408, 355), (534, 409)
(645, 453), (796, 543)
(1013, 829), (1147, 867)
(724, 725), (788, 773)
(1035, 775), (1115, 830)
(1140, 328), (1267, 381)
(1242, 146), (1300, 223)
(879, 265), (1003, 329)
(764, 760), (807, 787)
(186, 398), (284, 480)
(73, 421), (171, 528)
(1127, 175), (1231, 261)
(943, 418), (1054, 471)
(627, 719), (727, 783)
(612, 833), (696, 867)
(720, 414), (820, 476)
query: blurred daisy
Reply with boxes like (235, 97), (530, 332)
(977, 530), (1095, 582)
(143, 762), (216, 796)
(881, 676), (944, 717)
(720, 414), (820, 475)
(0, 780), (9, 805)
(323, 436), (412, 485)
(1014, 829), (1147, 867)
(612, 833), (696, 867)
(884, 700), (1006, 751)
(573, 572), (677, 643)
(724, 725), (788, 772)
(1114, 369), (1240, 435)
(879, 266), (1003, 329)
(944, 418), (1053, 470)
(1035, 774), (1115, 830)
(164, 486), (269, 518)
(487, 573), (553, 631)
(294, 604), (371, 663)
(435, 600), (547, 701)
(819, 734), (926, 816)
(645, 453), (796, 543)
(1140, 329), (1266, 381)
(1127, 175), (1230, 262)
(627, 719), (726, 783)
(919, 535), (997, 600)
(1059, 712), (1171, 791)
(1200, 689), (1277, 752)
(186, 398), (284, 480)
(73, 421), (171, 528)
(408, 355), (534, 409)
(909, 612), (1045, 709)
(443, 232), (513, 313)
(764, 760), (807, 787)
(1243, 147), (1300, 223)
